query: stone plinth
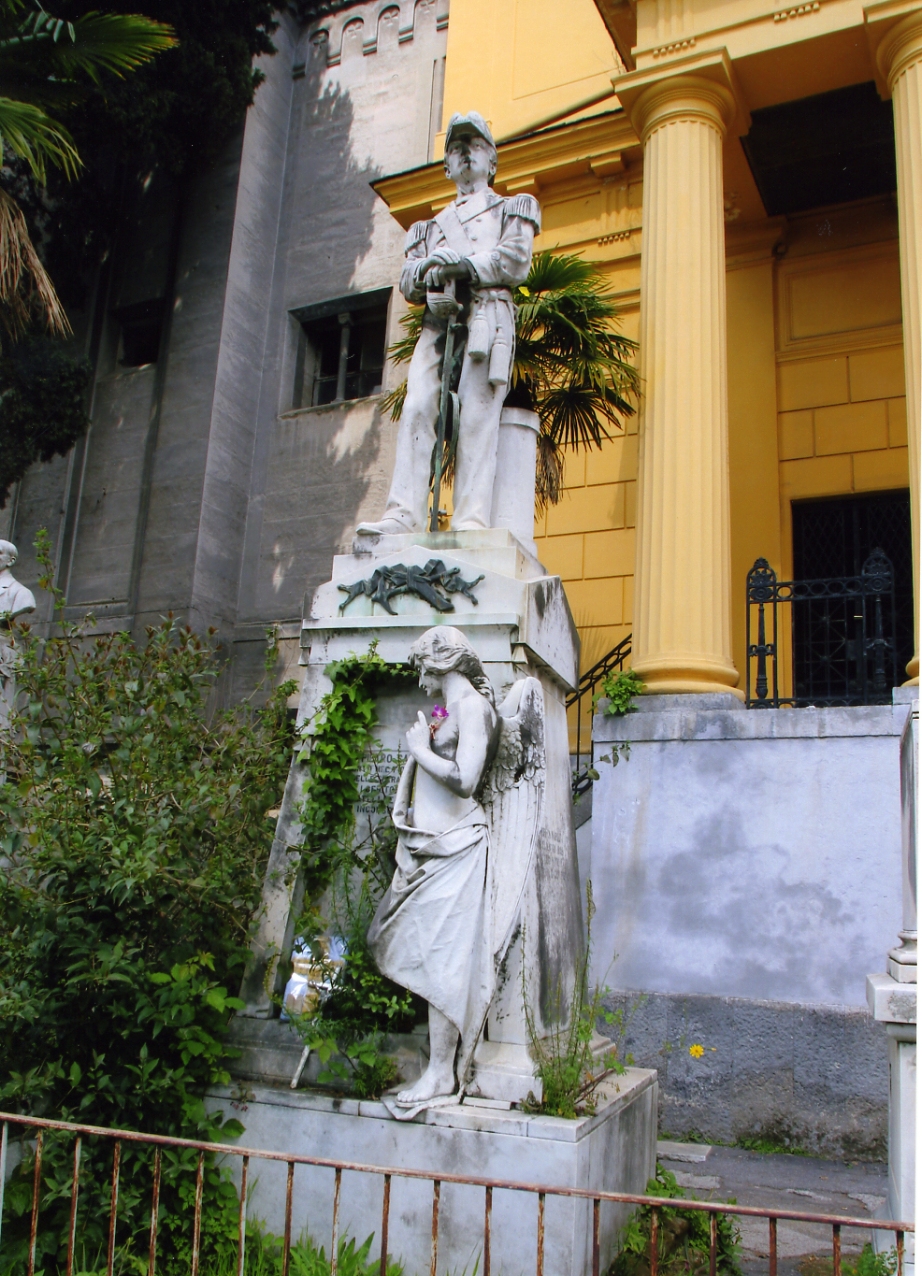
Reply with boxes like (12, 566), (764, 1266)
(866, 699), (916, 1272)
(867, 974), (916, 1272)
(207, 1069), (657, 1276)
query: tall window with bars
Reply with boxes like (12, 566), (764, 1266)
(292, 288), (391, 409)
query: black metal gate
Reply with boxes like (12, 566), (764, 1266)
(746, 549), (899, 707)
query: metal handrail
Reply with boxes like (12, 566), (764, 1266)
(566, 634), (632, 796)
(0, 1110), (911, 1276)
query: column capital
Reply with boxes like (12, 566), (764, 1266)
(613, 48), (750, 144)
(864, 1), (922, 95)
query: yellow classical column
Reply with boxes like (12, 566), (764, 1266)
(627, 73), (741, 695)
(877, 12), (922, 684)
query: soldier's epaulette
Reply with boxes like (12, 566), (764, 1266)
(405, 220), (431, 252)
(503, 193), (541, 230)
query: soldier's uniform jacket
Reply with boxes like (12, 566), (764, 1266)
(401, 188), (540, 301)
(0, 572), (35, 627)
(400, 188), (541, 387)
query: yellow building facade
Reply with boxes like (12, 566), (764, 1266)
(376, 0), (920, 701)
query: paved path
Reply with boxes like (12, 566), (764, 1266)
(656, 1141), (893, 1275)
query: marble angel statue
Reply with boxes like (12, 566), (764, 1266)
(367, 626), (545, 1113)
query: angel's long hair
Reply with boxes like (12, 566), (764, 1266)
(409, 626), (495, 707)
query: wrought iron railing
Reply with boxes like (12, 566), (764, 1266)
(566, 634), (632, 796)
(746, 550), (898, 708)
(0, 1110), (911, 1276)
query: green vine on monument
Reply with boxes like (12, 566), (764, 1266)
(296, 642), (414, 893)
(288, 645), (420, 1097)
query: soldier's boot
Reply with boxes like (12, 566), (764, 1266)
(355, 516), (417, 537)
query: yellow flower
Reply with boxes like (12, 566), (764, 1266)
(689, 1043), (705, 1059)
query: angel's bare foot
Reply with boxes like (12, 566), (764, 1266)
(397, 1005), (459, 1106)
(396, 1061), (456, 1106)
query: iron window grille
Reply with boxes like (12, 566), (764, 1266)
(292, 288), (391, 409)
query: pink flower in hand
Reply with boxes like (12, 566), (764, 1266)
(430, 704), (449, 738)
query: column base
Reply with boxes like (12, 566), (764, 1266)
(632, 657), (742, 699)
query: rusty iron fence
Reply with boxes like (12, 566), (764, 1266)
(0, 1110), (912, 1276)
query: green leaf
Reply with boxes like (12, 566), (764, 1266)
(0, 95), (80, 181)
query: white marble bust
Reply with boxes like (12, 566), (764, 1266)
(0, 541), (36, 625)
(0, 540), (36, 732)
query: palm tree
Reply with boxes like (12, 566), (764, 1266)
(381, 250), (640, 507)
(0, 0), (175, 337)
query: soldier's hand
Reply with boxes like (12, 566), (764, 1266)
(424, 261), (472, 287)
(429, 248), (462, 266)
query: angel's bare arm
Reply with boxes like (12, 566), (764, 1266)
(406, 697), (494, 797)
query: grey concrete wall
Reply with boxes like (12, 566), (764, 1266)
(590, 696), (907, 1008)
(600, 989), (889, 1161)
(587, 694), (908, 1158)
(233, 0), (450, 648)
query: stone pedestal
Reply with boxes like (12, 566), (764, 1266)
(238, 528), (585, 1105)
(867, 699), (917, 1272)
(207, 1069), (657, 1276)
(491, 407), (541, 558)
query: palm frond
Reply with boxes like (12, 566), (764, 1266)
(536, 431), (564, 511)
(0, 7), (175, 112)
(0, 95), (80, 181)
(387, 305), (424, 366)
(25, 11), (177, 83)
(380, 378), (408, 422)
(0, 185), (69, 338)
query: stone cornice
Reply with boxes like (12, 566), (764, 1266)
(372, 110), (640, 229)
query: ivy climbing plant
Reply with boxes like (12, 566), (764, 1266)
(296, 642), (415, 895)
(289, 644), (421, 1096)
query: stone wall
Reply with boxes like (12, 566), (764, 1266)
(587, 693), (908, 1158)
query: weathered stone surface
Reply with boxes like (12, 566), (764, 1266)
(602, 987), (889, 1160)
(0, 542), (36, 737)
(591, 694), (908, 1007)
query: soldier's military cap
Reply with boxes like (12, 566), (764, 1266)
(444, 111), (496, 153)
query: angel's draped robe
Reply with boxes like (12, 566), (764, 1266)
(367, 756), (494, 1078)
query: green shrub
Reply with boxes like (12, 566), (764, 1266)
(609, 1165), (742, 1276)
(0, 533), (296, 1273)
(799, 1244), (898, 1276)
(199, 1228), (404, 1276)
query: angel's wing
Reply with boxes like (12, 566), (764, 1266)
(485, 676), (547, 963)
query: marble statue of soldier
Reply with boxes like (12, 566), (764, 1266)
(357, 111), (541, 537)
(0, 540), (36, 733)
